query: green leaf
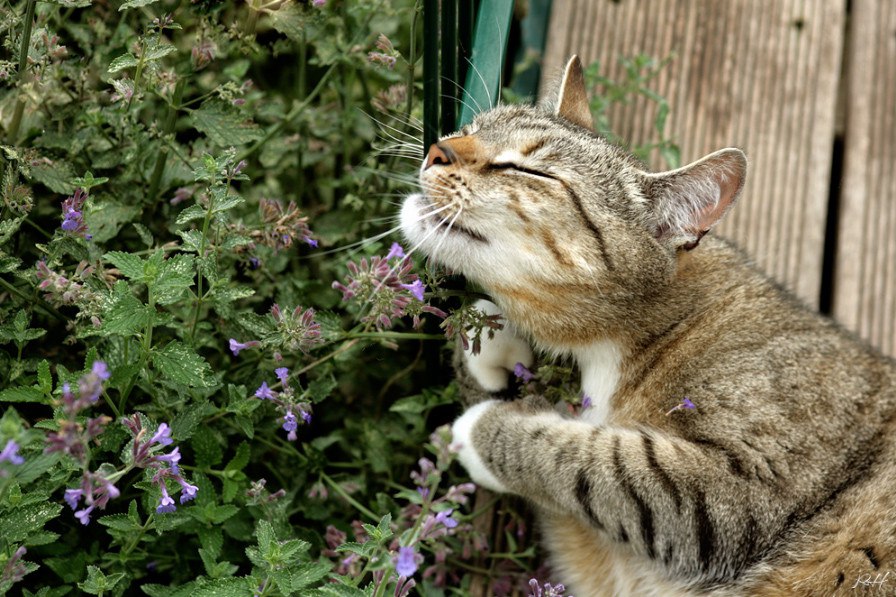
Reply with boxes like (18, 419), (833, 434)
(102, 282), (151, 337)
(268, 3), (307, 41)
(224, 441), (250, 471)
(289, 561), (333, 590)
(29, 159), (76, 194)
(119, 0), (160, 10)
(98, 513), (142, 533)
(152, 341), (215, 388)
(176, 204), (207, 226)
(191, 578), (256, 597)
(37, 360), (52, 395)
(191, 428), (223, 467)
(108, 53), (139, 73)
(86, 200), (140, 243)
(78, 565), (126, 595)
(0, 502), (61, 543)
(0, 387), (44, 403)
(104, 251), (145, 281)
(190, 102), (263, 146)
(153, 253), (195, 305)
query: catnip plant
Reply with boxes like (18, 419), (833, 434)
(0, 1), (676, 595)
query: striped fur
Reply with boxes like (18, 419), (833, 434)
(401, 56), (896, 595)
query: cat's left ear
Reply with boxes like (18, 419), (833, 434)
(640, 148), (747, 250)
(555, 55), (594, 131)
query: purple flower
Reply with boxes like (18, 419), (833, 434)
(177, 478), (199, 504)
(0, 440), (24, 465)
(154, 447), (181, 473)
(74, 505), (94, 525)
(64, 488), (82, 510)
(581, 394), (593, 409)
(255, 382), (275, 400)
(527, 579), (569, 597)
(303, 235), (318, 248)
(394, 546), (419, 578)
(434, 509), (459, 529)
(150, 423), (173, 446)
(300, 410), (312, 424)
(282, 411), (298, 433)
(91, 361), (110, 380)
(274, 367), (289, 386)
(312, 0), (326, 6)
(513, 363), (534, 383)
(385, 242), (406, 260)
(400, 280), (425, 301)
(229, 338), (260, 356)
(60, 189), (91, 239)
(665, 397), (697, 416)
(156, 485), (176, 514)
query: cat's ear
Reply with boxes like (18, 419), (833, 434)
(641, 148), (747, 250)
(555, 55), (594, 131)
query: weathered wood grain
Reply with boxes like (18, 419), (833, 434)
(833, 0), (896, 357)
(541, 0), (846, 309)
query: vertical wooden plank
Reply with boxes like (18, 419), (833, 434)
(541, 0), (846, 309)
(835, 0), (896, 356)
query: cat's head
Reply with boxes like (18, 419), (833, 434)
(401, 56), (746, 346)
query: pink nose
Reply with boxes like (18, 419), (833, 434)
(424, 143), (452, 169)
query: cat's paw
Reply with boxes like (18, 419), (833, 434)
(450, 400), (509, 493)
(456, 299), (534, 395)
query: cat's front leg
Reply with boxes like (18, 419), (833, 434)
(453, 299), (534, 404)
(451, 400), (783, 582)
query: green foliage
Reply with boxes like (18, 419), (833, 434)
(0, 0), (679, 594)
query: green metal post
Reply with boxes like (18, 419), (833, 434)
(423, 0), (440, 152)
(440, 0), (458, 135)
(457, 0), (514, 127)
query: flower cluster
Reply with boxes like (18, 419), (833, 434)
(441, 301), (504, 355)
(60, 188), (91, 239)
(333, 243), (446, 330)
(270, 303), (323, 354)
(34, 260), (102, 325)
(528, 579), (572, 597)
(45, 361), (112, 463)
(0, 546), (28, 585)
(253, 366), (312, 441)
(257, 198), (317, 251)
(63, 470), (121, 525)
(368, 34), (398, 69)
(121, 417), (199, 514)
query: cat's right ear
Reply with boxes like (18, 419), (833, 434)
(640, 148), (747, 250)
(555, 55), (594, 131)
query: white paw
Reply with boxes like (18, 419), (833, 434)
(464, 300), (534, 392)
(451, 400), (509, 493)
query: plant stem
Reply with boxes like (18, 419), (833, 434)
(146, 79), (186, 208)
(6, 0), (36, 144)
(320, 471), (378, 521)
(0, 276), (66, 321)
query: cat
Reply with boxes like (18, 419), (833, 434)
(400, 55), (896, 596)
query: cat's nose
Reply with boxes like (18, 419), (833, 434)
(424, 143), (452, 169)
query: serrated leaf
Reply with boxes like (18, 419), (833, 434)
(154, 253), (195, 305)
(191, 428), (223, 468)
(37, 360), (52, 395)
(108, 53), (139, 73)
(98, 513), (142, 532)
(176, 204), (207, 226)
(78, 565), (125, 594)
(334, 542), (376, 558)
(152, 341), (215, 388)
(29, 159), (76, 194)
(211, 194), (244, 214)
(102, 282), (151, 337)
(224, 441), (250, 471)
(191, 578), (255, 597)
(268, 3), (307, 42)
(15, 453), (61, 484)
(289, 561), (333, 590)
(190, 102), (263, 146)
(0, 502), (61, 543)
(86, 200), (140, 243)
(0, 387), (44, 403)
(104, 251), (145, 280)
(144, 42), (177, 62)
(119, 0), (160, 9)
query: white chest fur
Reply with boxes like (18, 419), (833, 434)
(572, 340), (623, 426)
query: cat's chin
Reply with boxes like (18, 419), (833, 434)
(400, 193), (483, 271)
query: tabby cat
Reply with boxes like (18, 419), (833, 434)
(399, 56), (896, 596)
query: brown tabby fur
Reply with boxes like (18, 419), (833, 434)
(400, 56), (896, 596)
